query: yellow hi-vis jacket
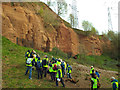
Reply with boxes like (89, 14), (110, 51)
(67, 66), (72, 73)
(49, 63), (53, 72)
(64, 62), (66, 69)
(56, 69), (62, 78)
(91, 78), (97, 89)
(26, 58), (33, 67)
(90, 68), (94, 74)
(57, 61), (61, 65)
(43, 58), (49, 67)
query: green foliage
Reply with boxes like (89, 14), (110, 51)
(101, 33), (108, 41)
(82, 20), (92, 31)
(90, 26), (98, 35)
(75, 55), (118, 71)
(102, 30), (119, 59)
(98, 35), (102, 40)
(48, 47), (68, 59)
(11, 2), (14, 6)
(29, 2), (71, 30)
(38, 7), (43, 15)
(35, 2), (61, 29)
(20, 2), (24, 7)
(2, 36), (118, 88)
(57, 0), (67, 16)
(63, 19), (72, 28)
(47, 1), (51, 7)
(69, 14), (74, 27)
(73, 28), (86, 36)
(2, 36), (56, 88)
(82, 20), (98, 36)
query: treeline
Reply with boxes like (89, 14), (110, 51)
(102, 31), (120, 60)
(81, 20), (119, 60)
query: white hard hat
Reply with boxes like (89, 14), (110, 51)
(91, 66), (93, 68)
(111, 77), (115, 80)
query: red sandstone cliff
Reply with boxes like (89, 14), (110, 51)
(2, 2), (110, 56)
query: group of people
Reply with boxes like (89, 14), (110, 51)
(90, 66), (119, 90)
(24, 50), (72, 87)
(24, 49), (119, 89)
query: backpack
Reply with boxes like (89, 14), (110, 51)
(49, 63), (52, 67)
(61, 62), (65, 69)
(26, 58), (32, 65)
(70, 66), (72, 70)
(25, 52), (29, 57)
(37, 61), (42, 69)
(68, 66), (72, 71)
(42, 58), (48, 66)
(53, 64), (57, 70)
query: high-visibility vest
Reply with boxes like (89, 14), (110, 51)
(91, 78), (97, 89)
(111, 81), (118, 90)
(67, 66), (71, 73)
(49, 63), (53, 72)
(35, 57), (38, 62)
(52, 63), (57, 72)
(37, 60), (42, 68)
(56, 69), (62, 78)
(57, 61), (61, 65)
(25, 52), (30, 59)
(90, 68), (94, 74)
(96, 76), (99, 82)
(26, 58), (33, 67)
(64, 62), (66, 69)
(43, 58), (49, 67)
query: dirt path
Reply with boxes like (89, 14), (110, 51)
(64, 63), (118, 88)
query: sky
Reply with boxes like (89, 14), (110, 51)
(40, 0), (119, 34)
(76, 0), (119, 34)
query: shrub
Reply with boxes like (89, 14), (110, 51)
(11, 2), (14, 6)
(48, 47), (67, 58)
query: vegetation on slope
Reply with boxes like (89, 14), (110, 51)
(2, 36), (118, 87)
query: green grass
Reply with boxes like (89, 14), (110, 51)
(2, 36), (54, 88)
(2, 36), (118, 88)
(34, 2), (72, 30)
(73, 28), (86, 36)
(75, 55), (118, 71)
(2, 36), (74, 88)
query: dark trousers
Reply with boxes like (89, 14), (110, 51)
(53, 72), (56, 81)
(43, 67), (47, 77)
(50, 72), (54, 81)
(37, 68), (43, 79)
(67, 73), (72, 79)
(56, 78), (65, 87)
(62, 69), (65, 77)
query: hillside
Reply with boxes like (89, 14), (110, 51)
(2, 36), (118, 88)
(2, 2), (110, 56)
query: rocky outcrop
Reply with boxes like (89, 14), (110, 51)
(2, 2), (109, 56)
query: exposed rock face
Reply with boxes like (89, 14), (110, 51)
(2, 3), (109, 56)
(80, 36), (102, 55)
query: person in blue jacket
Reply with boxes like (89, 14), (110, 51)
(111, 77), (118, 90)
(95, 70), (100, 78)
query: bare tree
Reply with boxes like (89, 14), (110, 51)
(57, 0), (67, 16)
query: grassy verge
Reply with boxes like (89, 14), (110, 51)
(75, 55), (118, 71)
